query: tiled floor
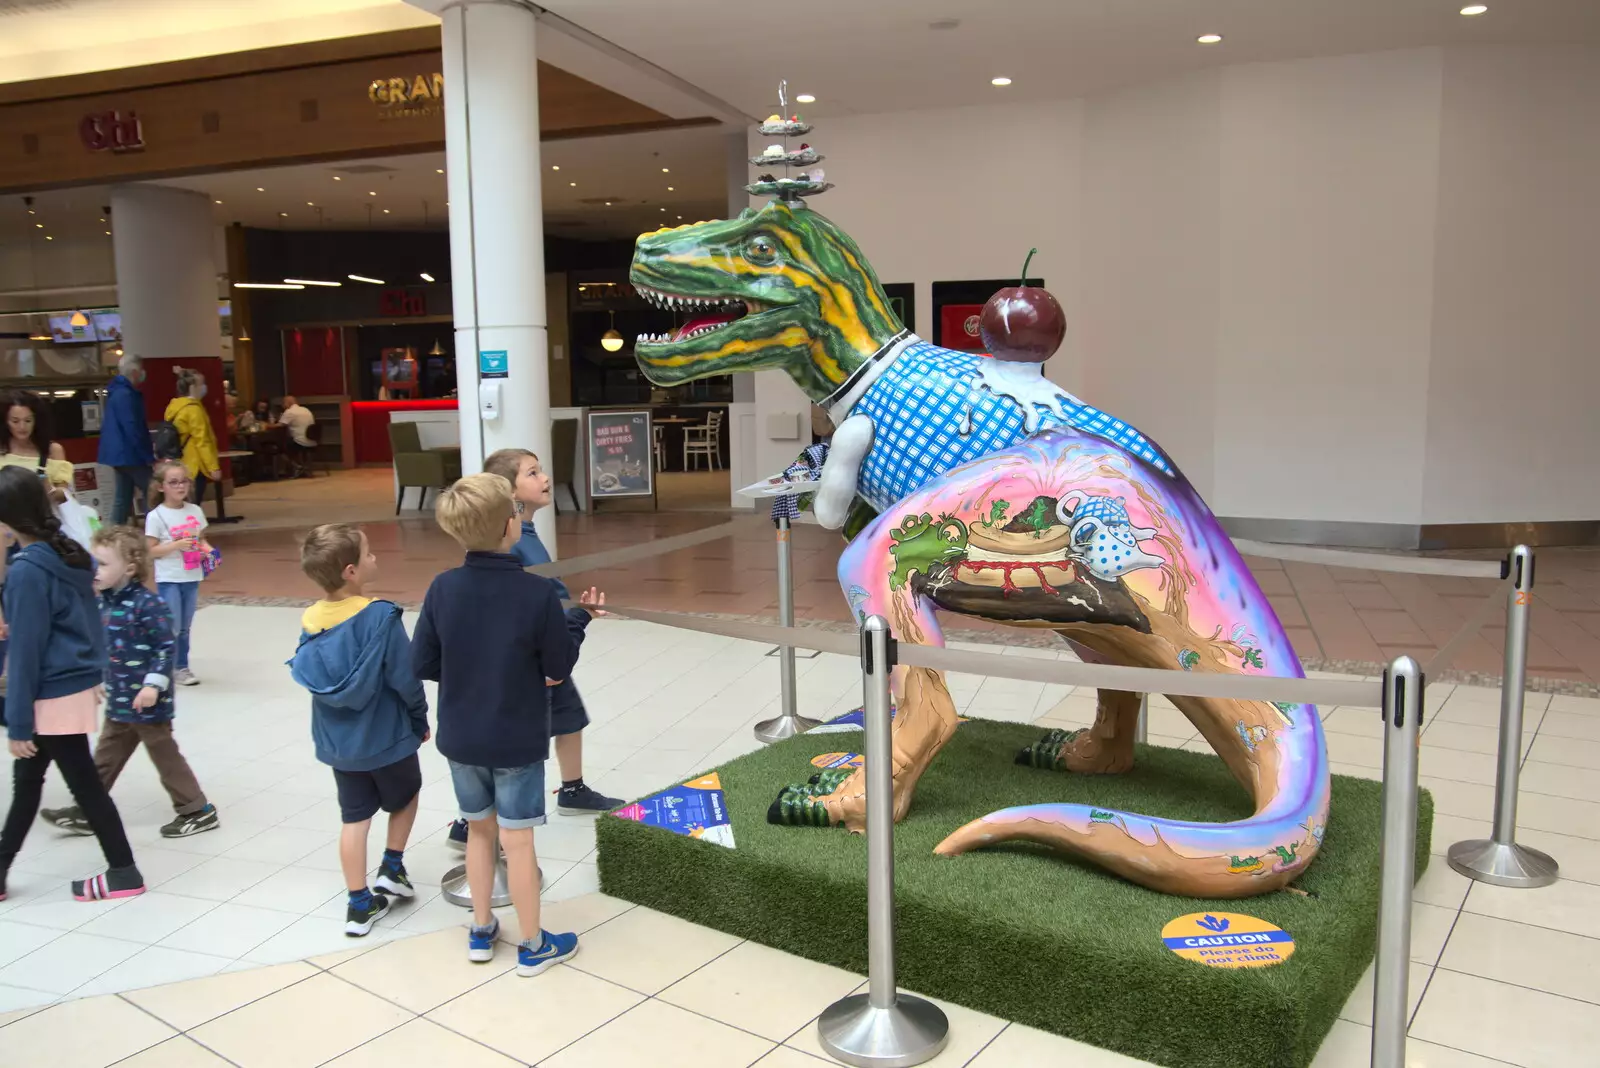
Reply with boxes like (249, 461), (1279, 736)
(202, 468), (1600, 689)
(1, 602), (1597, 1065)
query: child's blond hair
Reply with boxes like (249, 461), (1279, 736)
(483, 448), (536, 490)
(91, 525), (153, 585)
(300, 523), (365, 593)
(435, 473), (514, 552)
(149, 459), (189, 506)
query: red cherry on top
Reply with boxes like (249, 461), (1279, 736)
(979, 248), (1066, 363)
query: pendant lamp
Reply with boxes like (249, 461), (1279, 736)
(600, 310), (624, 352)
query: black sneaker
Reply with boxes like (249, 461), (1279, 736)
(39, 805), (93, 836)
(557, 782), (623, 816)
(446, 819), (468, 852)
(345, 892), (391, 936)
(161, 806), (219, 838)
(373, 864), (415, 899)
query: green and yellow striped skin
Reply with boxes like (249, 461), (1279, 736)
(630, 202), (905, 397)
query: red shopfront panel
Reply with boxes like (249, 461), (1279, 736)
(939, 304), (987, 352)
(350, 399), (459, 464)
(142, 356), (232, 479)
(283, 327), (346, 398)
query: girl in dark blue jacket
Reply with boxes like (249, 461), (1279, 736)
(0, 467), (143, 902)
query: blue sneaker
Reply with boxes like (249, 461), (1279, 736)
(467, 917), (500, 962)
(517, 929), (578, 977)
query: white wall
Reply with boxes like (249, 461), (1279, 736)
(1214, 50), (1442, 525)
(740, 44), (1600, 531)
(1422, 46), (1600, 524)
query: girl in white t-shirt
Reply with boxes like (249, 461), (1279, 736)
(144, 460), (211, 686)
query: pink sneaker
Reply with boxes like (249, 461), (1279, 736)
(72, 867), (146, 901)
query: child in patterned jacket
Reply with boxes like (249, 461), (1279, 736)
(39, 526), (218, 839)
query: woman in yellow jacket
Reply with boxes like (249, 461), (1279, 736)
(164, 367), (222, 515)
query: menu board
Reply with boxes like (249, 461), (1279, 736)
(587, 410), (653, 498)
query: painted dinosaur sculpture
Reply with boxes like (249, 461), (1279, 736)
(629, 200), (1328, 898)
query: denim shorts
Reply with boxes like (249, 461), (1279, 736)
(449, 759), (546, 829)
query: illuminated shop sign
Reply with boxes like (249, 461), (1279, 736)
(80, 110), (144, 153)
(369, 74), (444, 119)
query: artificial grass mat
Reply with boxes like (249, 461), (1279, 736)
(596, 718), (1432, 1068)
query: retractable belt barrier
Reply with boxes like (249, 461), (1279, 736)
(1230, 538), (1505, 579)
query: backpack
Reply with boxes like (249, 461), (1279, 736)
(151, 420), (183, 461)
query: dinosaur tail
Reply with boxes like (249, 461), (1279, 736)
(933, 701), (1330, 898)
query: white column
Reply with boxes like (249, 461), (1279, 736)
(109, 185), (217, 363)
(438, 0), (554, 551)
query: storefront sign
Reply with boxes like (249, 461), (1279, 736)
(369, 73), (444, 119)
(80, 110), (144, 153)
(587, 410), (653, 498)
(378, 289), (426, 317)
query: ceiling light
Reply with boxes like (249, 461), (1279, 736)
(34, 222), (42, 228)
(382, 209), (391, 214)
(677, 215), (683, 220)
(279, 212), (288, 217)
(1460, 4), (1487, 14)
(332, 176), (342, 181)
(44, 235), (53, 240)
(348, 274), (385, 284)
(435, 168), (444, 174)
(601, 310), (624, 352)
(667, 186), (674, 191)
(283, 278), (341, 287)
(420, 272), (434, 282)
(551, 165), (560, 171)
(1197, 34), (1223, 44)
(26, 209), (34, 215)
(569, 182), (576, 187)
(256, 187), (265, 192)
(660, 208), (666, 212)
(796, 94), (815, 103)
(234, 282), (305, 289)
(604, 201), (612, 207)
(214, 199), (223, 205)
(306, 201), (314, 206)
(991, 77), (1012, 86)
(104, 230), (111, 235)
(661, 167), (670, 173)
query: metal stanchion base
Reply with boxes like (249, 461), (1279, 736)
(1447, 839), (1558, 888)
(817, 993), (949, 1068)
(441, 860), (541, 908)
(755, 713), (822, 744)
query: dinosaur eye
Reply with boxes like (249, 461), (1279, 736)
(742, 233), (780, 267)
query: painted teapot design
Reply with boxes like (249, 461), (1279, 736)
(1056, 492), (1163, 582)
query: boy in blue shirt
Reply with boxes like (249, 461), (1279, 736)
(483, 448), (621, 815)
(411, 473), (603, 975)
(288, 524), (428, 936)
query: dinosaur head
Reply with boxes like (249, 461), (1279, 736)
(629, 200), (904, 398)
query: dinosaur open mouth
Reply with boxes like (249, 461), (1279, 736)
(634, 284), (761, 344)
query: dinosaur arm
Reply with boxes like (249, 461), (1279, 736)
(814, 414), (874, 530)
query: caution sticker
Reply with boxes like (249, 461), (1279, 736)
(810, 752), (864, 770)
(1161, 912), (1295, 969)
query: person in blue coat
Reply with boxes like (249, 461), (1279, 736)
(96, 353), (155, 525)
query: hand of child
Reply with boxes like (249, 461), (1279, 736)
(421, 729), (431, 743)
(578, 587), (608, 617)
(8, 739), (37, 759)
(133, 686), (159, 711)
(545, 678), (561, 687)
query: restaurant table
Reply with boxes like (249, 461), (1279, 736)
(213, 450), (253, 524)
(652, 417), (694, 472)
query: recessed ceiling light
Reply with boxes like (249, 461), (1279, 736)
(796, 94), (815, 103)
(306, 201), (314, 206)
(551, 165), (560, 171)
(991, 77), (1012, 86)
(44, 235), (52, 240)
(1197, 34), (1223, 45)
(256, 187), (265, 192)
(667, 186), (674, 191)
(284, 278), (341, 287)
(382, 209), (390, 214)
(26, 209), (34, 215)
(104, 230), (110, 235)
(214, 199), (223, 205)
(420, 272), (434, 282)
(1460, 4), (1487, 14)
(435, 168), (444, 174)
(332, 176), (342, 181)
(348, 274), (385, 284)
(278, 212), (288, 217)
(604, 201), (612, 207)
(368, 191), (377, 196)
(660, 208), (666, 212)
(34, 222), (42, 228)
(569, 181), (576, 187)
(677, 215), (683, 220)
(661, 167), (670, 173)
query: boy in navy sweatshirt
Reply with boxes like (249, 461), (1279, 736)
(411, 473), (604, 976)
(289, 524), (429, 936)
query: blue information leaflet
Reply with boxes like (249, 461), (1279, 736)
(613, 773), (735, 848)
(806, 707), (966, 734)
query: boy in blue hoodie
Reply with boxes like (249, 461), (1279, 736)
(288, 523), (429, 936)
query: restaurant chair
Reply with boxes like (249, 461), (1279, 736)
(389, 420), (462, 513)
(683, 410), (723, 471)
(652, 424), (666, 471)
(290, 423), (324, 478)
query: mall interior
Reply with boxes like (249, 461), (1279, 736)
(0, 2), (1598, 1066)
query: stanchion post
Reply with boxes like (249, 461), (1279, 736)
(1371, 656), (1423, 1068)
(817, 616), (949, 1067)
(755, 514), (821, 743)
(1135, 694), (1149, 745)
(1446, 545), (1558, 888)
(442, 829), (536, 909)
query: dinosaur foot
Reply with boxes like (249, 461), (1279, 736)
(765, 666), (960, 832)
(1016, 724), (1135, 775)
